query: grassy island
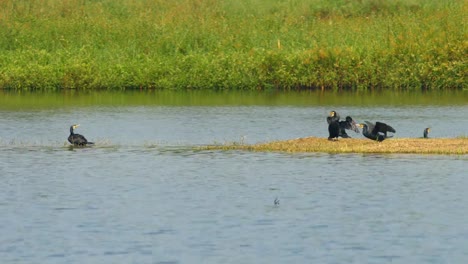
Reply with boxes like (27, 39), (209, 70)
(0, 0), (466, 90)
(205, 137), (468, 155)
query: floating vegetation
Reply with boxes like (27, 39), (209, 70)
(203, 137), (468, 155)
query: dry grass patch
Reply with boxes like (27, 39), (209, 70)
(205, 137), (468, 155)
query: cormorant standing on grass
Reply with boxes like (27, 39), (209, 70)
(327, 111), (340, 141)
(338, 116), (360, 138)
(326, 111), (340, 125)
(359, 121), (395, 142)
(328, 121), (340, 141)
(423, 128), (430, 138)
(372, 121), (396, 137)
(326, 111), (359, 139)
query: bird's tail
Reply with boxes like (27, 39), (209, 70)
(87, 142), (95, 145)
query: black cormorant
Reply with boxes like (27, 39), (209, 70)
(68, 124), (94, 146)
(326, 111), (341, 141)
(359, 123), (385, 141)
(359, 121), (395, 142)
(338, 116), (360, 138)
(326, 111), (340, 125)
(328, 120), (340, 141)
(371, 121), (396, 137)
(326, 111), (361, 140)
(423, 128), (430, 138)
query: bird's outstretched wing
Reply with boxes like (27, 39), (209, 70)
(375, 121), (396, 133)
(364, 121), (375, 133)
(348, 118), (360, 133)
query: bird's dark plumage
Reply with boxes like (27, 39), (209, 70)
(68, 124), (93, 146)
(326, 110), (340, 125)
(360, 121), (395, 142)
(328, 121), (340, 141)
(326, 111), (341, 141)
(372, 121), (396, 137)
(338, 116), (360, 138)
(423, 128), (430, 138)
(326, 111), (360, 140)
(359, 123), (386, 142)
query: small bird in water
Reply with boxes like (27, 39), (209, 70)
(68, 124), (94, 146)
(274, 197), (280, 206)
(423, 128), (430, 138)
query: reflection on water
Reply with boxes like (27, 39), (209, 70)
(1, 90), (467, 110)
(0, 93), (467, 263)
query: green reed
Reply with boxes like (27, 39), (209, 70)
(0, 0), (466, 90)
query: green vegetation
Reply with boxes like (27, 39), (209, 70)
(0, 0), (466, 90)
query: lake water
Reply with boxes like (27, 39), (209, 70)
(1, 91), (467, 263)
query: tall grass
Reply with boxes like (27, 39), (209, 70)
(0, 0), (466, 90)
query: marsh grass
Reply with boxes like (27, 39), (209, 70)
(204, 137), (468, 155)
(0, 0), (466, 90)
